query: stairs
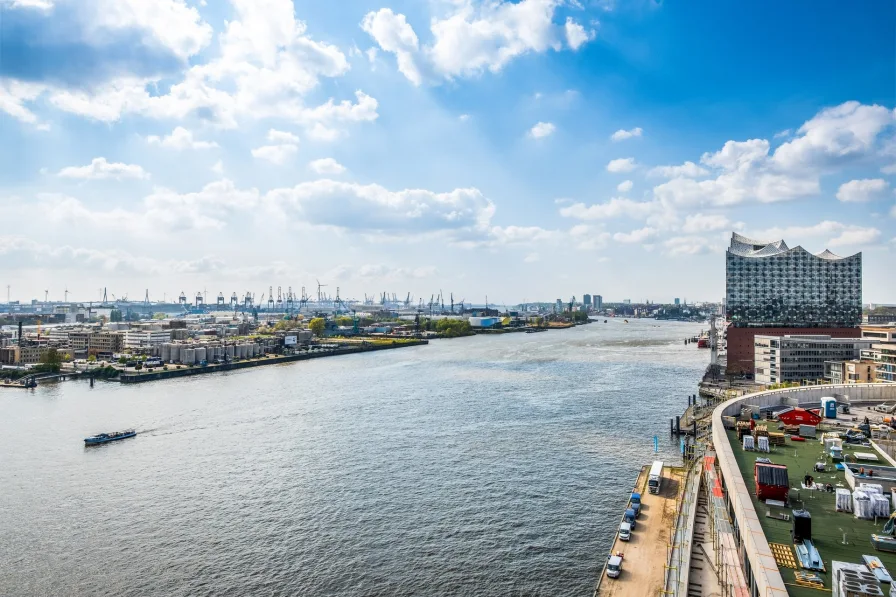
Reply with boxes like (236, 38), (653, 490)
(687, 491), (711, 597)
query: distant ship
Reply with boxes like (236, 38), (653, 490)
(84, 430), (136, 446)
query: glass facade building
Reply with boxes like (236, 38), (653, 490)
(726, 232), (861, 327)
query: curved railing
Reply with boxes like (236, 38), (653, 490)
(711, 383), (896, 597)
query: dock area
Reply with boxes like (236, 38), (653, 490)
(595, 465), (684, 597)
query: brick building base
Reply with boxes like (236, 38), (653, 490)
(726, 326), (861, 375)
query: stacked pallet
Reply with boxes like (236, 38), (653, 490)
(737, 421), (752, 440)
(753, 425), (769, 438)
(767, 432), (786, 446)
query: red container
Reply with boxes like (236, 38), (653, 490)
(755, 462), (789, 501)
(775, 407), (822, 427)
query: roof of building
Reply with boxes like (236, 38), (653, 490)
(728, 232), (857, 260)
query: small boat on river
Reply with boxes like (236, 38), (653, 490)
(84, 429), (136, 446)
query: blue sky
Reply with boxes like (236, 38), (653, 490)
(0, 0), (894, 305)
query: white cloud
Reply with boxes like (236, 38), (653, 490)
(251, 144), (297, 165)
(267, 129), (300, 144)
(11, 0), (374, 138)
(306, 122), (343, 142)
(57, 157), (149, 180)
(564, 17), (595, 50)
(617, 180), (633, 193)
(663, 235), (720, 256)
(524, 252), (540, 263)
(607, 157), (636, 172)
(881, 164), (896, 175)
(773, 129), (791, 139)
(267, 180), (495, 235)
(211, 160), (224, 174)
(363, 0), (585, 84)
(5, 0), (54, 9)
(458, 114), (471, 122)
(750, 220), (881, 249)
(0, 236), (225, 275)
(772, 101), (895, 170)
(653, 139), (817, 207)
(836, 178), (890, 203)
(610, 127), (642, 142)
(648, 102), (896, 209)
(529, 121), (556, 138)
(428, 0), (562, 78)
(87, 0), (213, 60)
(0, 80), (48, 128)
(361, 8), (422, 85)
(647, 161), (708, 178)
(146, 126), (218, 150)
(613, 227), (656, 243)
(559, 197), (655, 220)
(681, 213), (733, 233)
(337, 263), (437, 281)
(828, 227), (881, 247)
(309, 158), (346, 175)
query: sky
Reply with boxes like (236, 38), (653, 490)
(0, 0), (894, 305)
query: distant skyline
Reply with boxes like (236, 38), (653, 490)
(1, 1), (894, 303)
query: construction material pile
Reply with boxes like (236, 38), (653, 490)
(767, 431), (786, 446)
(836, 488), (853, 512)
(757, 436), (770, 452)
(854, 490), (874, 519)
(837, 566), (883, 597)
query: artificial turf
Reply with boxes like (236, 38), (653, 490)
(726, 428), (896, 597)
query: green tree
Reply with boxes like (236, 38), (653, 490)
(435, 319), (472, 338)
(309, 317), (326, 337)
(87, 355), (97, 363)
(39, 348), (63, 372)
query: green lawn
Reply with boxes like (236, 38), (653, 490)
(726, 429), (896, 596)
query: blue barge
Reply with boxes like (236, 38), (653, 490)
(84, 430), (136, 446)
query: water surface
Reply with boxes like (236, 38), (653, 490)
(0, 319), (707, 596)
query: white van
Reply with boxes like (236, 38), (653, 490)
(606, 555), (623, 578)
(619, 522), (632, 541)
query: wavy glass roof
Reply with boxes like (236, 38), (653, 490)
(728, 232), (854, 260)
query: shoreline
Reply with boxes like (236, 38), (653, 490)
(119, 339), (429, 384)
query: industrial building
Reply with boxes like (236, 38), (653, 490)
(725, 232), (862, 374)
(753, 334), (873, 384)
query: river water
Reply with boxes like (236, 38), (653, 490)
(0, 319), (708, 597)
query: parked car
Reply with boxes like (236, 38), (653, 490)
(623, 508), (637, 530)
(619, 522), (632, 541)
(606, 554), (624, 578)
(630, 492), (642, 518)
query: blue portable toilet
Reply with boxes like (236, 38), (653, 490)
(821, 397), (837, 419)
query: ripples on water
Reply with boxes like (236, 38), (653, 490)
(0, 320), (707, 596)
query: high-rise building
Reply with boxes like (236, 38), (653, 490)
(674, 298), (680, 306)
(583, 294), (592, 307)
(725, 232), (863, 374)
(594, 295), (603, 311)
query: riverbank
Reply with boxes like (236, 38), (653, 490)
(119, 339), (428, 384)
